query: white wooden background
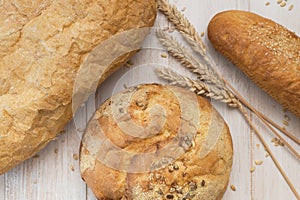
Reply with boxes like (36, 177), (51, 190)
(0, 0), (299, 199)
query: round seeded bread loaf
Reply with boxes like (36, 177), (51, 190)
(80, 84), (233, 200)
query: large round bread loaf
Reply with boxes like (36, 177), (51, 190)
(208, 10), (300, 118)
(0, 0), (157, 174)
(80, 84), (233, 200)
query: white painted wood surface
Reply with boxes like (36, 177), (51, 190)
(0, 0), (299, 199)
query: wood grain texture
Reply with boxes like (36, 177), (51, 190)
(0, 0), (299, 199)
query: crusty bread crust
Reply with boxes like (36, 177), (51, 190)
(80, 84), (233, 200)
(208, 10), (300, 118)
(0, 0), (157, 174)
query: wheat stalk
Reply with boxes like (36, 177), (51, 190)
(157, 0), (300, 198)
(157, 68), (240, 107)
(158, 0), (206, 57)
(157, 29), (300, 158)
(158, 0), (299, 146)
(157, 30), (224, 87)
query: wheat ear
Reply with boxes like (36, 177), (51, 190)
(158, 0), (299, 145)
(158, 0), (206, 57)
(157, 0), (300, 198)
(157, 68), (239, 107)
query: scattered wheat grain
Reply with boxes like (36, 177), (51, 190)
(161, 53), (168, 58)
(230, 185), (236, 191)
(280, 1), (286, 7)
(73, 154), (79, 161)
(250, 166), (256, 173)
(255, 160), (264, 165)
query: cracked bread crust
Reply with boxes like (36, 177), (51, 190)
(80, 84), (233, 200)
(0, 0), (157, 174)
(208, 10), (300, 118)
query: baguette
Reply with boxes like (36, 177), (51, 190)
(0, 0), (157, 174)
(80, 84), (233, 200)
(208, 10), (300, 118)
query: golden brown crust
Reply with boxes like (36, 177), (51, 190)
(0, 0), (157, 174)
(80, 84), (233, 200)
(208, 10), (300, 118)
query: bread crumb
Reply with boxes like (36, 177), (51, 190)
(250, 166), (256, 173)
(230, 185), (236, 191)
(284, 114), (290, 121)
(181, 7), (186, 12)
(256, 143), (260, 148)
(33, 154), (39, 159)
(265, 2), (270, 6)
(288, 4), (294, 11)
(255, 160), (263, 165)
(265, 152), (270, 157)
(54, 148), (58, 154)
(71, 165), (75, 172)
(73, 153), (79, 161)
(125, 60), (134, 68)
(161, 53), (168, 58)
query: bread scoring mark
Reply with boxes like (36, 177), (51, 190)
(81, 85), (200, 173)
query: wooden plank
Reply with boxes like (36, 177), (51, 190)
(249, 1), (300, 199)
(4, 123), (87, 199)
(2, 0), (300, 199)
(0, 175), (4, 199)
(195, 1), (252, 199)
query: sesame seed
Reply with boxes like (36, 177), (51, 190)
(265, 2), (270, 6)
(289, 4), (294, 11)
(173, 164), (179, 170)
(201, 32), (205, 37)
(170, 188), (175, 193)
(201, 180), (206, 187)
(277, 0), (283, 4)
